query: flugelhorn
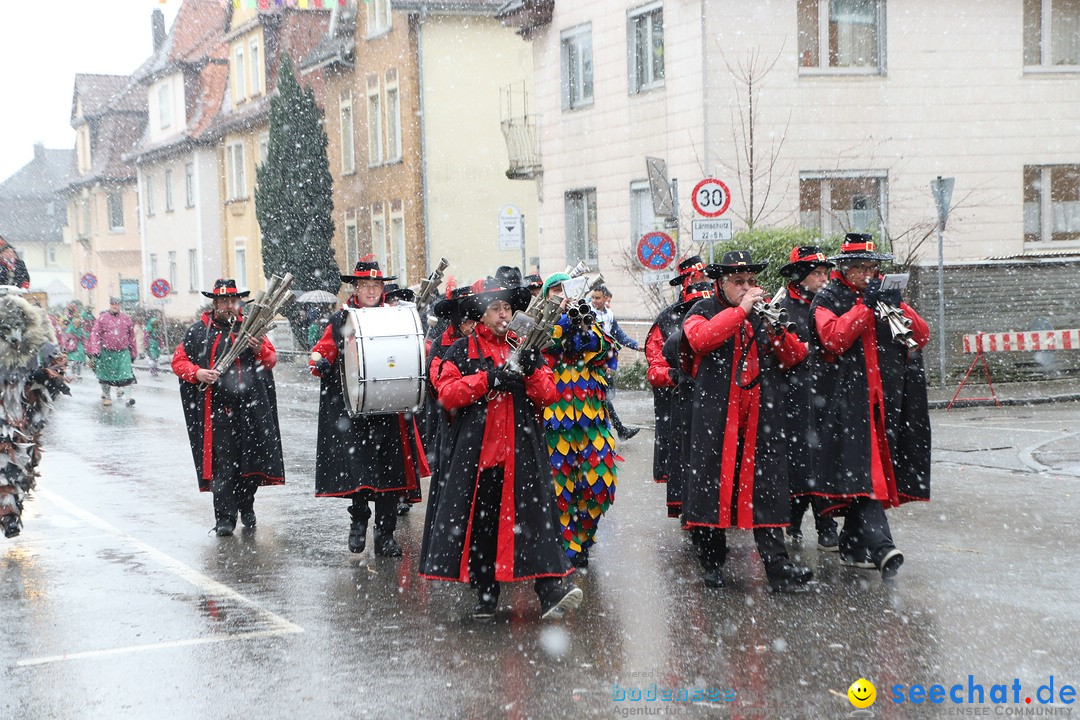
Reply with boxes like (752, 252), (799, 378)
(416, 257), (449, 314)
(753, 288), (795, 333)
(877, 302), (919, 350)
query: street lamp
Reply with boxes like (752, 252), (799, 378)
(931, 176), (955, 387)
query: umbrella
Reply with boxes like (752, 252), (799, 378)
(295, 289), (339, 304)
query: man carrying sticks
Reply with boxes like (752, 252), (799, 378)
(172, 278), (286, 536)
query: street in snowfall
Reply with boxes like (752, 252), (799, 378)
(3, 364), (1080, 720)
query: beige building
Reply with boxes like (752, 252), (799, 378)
(503, 0), (1080, 319)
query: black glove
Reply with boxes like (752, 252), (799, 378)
(667, 367), (680, 385)
(862, 277), (882, 306)
(313, 358), (332, 376)
(487, 367), (525, 394)
(881, 287), (903, 307)
(519, 348), (543, 375)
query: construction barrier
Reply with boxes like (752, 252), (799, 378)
(949, 329), (1080, 409)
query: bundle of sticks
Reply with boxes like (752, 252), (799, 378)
(200, 272), (295, 391)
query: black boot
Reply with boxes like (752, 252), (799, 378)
(570, 547), (589, 568)
(1, 513), (21, 539)
(348, 503), (369, 553)
(239, 496), (256, 529)
(765, 560), (814, 592)
(472, 584), (499, 620)
(373, 531), (402, 557)
(215, 514), (236, 537)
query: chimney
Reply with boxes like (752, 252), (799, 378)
(152, 9), (166, 52)
(34, 142), (45, 161)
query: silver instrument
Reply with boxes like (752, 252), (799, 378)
(753, 288), (795, 333)
(415, 257), (449, 315)
(877, 301), (919, 350)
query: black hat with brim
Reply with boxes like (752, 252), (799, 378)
(460, 280), (532, 322)
(827, 233), (893, 263)
(201, 278), (251, 299)
(341, 258), (396, 284)
(779, 245), (835, 278)
(383, 283), (415, 302)
(668, 255), (706, 286)
(673, 281), (717, 312)
(433, 286), (476, 319)
(704, 250), (768, 278)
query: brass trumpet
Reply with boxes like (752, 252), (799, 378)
(753, 290), (795, 333)
(877, 302), (919, 350)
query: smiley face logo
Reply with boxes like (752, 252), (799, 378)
(848, 678), (876, 709)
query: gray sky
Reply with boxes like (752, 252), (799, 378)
(0, 0), (182, 181)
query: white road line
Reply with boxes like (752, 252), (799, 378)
(1018, 431), (1080, 476)
(16, 489), (303, 667)
(934, 423), (1065, 433)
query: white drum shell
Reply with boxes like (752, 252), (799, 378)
(340, 306), (427, 416)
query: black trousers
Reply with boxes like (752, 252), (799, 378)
(348, 492), (398, 535)
(839, 497), (895, 564)
(210, 406), (258, 522)
(789, 495), (839, 535)
(471, 468), (564, 602)
(693, 526), (789, 572)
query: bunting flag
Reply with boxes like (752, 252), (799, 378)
(544, 326), (622, 559)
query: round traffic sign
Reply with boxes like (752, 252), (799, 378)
(636, 231), (676, 270)
(150, 277), (172, 299)
(691, 178), (732, 218)
(80, 272), (97, 290)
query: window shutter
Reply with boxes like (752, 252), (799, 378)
(560, 39), (571, 110)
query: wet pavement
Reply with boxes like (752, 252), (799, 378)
(3, 364), (1080, 719)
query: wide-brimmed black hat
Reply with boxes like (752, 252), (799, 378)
(668, 255), (706, 286)
(201, 278), (251, 299)
(341, 256), (396, 284)
(383, 283), (415, 303)
(523, 273), (543, 290)
(494, 265), (524, 288)
(779, 245), (835, 279)
(460, 276), (532, 321)
(704, 250), (768, 278)
(433, 286), (475, 319)
(827, 233), (893, 263)
(674, 280), (716, 311)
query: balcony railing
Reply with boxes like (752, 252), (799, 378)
(501, 114), (541, 180)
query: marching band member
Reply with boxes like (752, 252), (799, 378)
(420, 275), (582, 621)
(682, 251), (813, 592)
(310, 257), (429, 556)
(172, 279), (285, 536)
(809, 234), (931, 579)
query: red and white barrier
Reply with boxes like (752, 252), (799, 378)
(962, 330), (1080, 354)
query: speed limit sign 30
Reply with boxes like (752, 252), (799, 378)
(691, 178), (731, 218)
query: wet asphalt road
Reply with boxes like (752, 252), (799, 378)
(3, 363), (1080, 719)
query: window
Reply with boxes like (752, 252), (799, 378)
(366, 0), (391, 35)
(150, 253), (158, 280)
(233, 44), (247, 101)
(628, 3), (664, 93)
(189, 248), (198, 291)
(371, 205), (388, 270)
(81, 194), (91, 234)
(367, 80), (383, 166)
(107, 192), (124, 231)
(799, 172), (887, 235)
(164, 169), (174, 212)
(390, 211), (407, 284)
(47, 245), (57, 265)
(226, 141), (246, 200)
(1024, 0), (1080, 68)
(344, 213), (359, 265)
(257, 132), (269, 166)
(168, 251), (177, 287)
(235, 243), (247, 288)
(385, 82), (401, 160)
(145, 175), (155, 217)
(561, 24), (594, 110)
(185, 163), (195, 208)
(158, 84), (172, 130)
(1025, 164), (1080, 243)
(249, 37), (262, 96)
(798, 0), (885, 73)
(564, 189), (598, 268)
(340, 91), (355, 174)
(630, 180), (661, 243)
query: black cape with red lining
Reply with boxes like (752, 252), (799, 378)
(312, 307), (427, 498)
(419, 329), (571, 583)
(808, 280), (931, 509)
(776, 285), (817, 494)
(649, 300), (697, 517)
(175, 313), (285, 492)
(682, 297), (805, 530)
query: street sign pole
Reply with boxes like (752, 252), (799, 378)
(160, 298), (169, 354)
(931, 176), (955, 388)
(521, 214), (527, 274)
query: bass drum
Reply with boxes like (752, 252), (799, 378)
(340, 305), (427, 416)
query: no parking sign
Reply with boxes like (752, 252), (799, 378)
(636, 232), (676, 270)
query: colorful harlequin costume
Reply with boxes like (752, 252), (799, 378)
(542, 281), (621, 565)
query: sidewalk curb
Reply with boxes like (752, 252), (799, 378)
(928, 393), (1080, 410)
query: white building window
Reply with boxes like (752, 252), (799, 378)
(168, 250), (177, 287)
(344, 213), (359, 265)
(47, 245), (57, 265)
(385, 82), (401, 161)
(798, 0), (885, 73)
(367, 81), (383, 166)
(226, 141), (246, 200)
(799, 172), (887, 235)
(150, 253), (158, 280)
(233, 43), (247, 102)
(164, 169), (174, 212)
(144, 175), (155, 217)
(366, 0), (391, 35)
(185, 163), (195, 208)
(340, 91), (355, 174)
(1025, 164), (1080, 243)
(257, 132), (269, 166)
(371, 206), (388, 270)
(189, 248), (198, 291)
(249, 37), (262, 96)
(81, 194), (91, 234)
(565, 188), (598, 268)
(628, 2), (664, 94)
(1024, 0), (1080, 68)
(561, 24), (594, 110)
(235, 242), (248, 289)
(158, 84), (172, 130)
(630, 180), (661, 244)
(390, 211), (407, 284)
(107, 192), (124, 231)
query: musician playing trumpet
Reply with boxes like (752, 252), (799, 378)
(809, 234), (931, 580)
(172, 279), (285, 536)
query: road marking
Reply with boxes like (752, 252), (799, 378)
(1018, 431), (1080, 476)
(16, 489), (303, 667)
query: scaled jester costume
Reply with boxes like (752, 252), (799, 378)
(543, 290), (621, 564)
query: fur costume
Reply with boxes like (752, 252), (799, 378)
(0, 290), (69, 538)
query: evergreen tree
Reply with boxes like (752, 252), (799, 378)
(255, 54), (339, 294)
